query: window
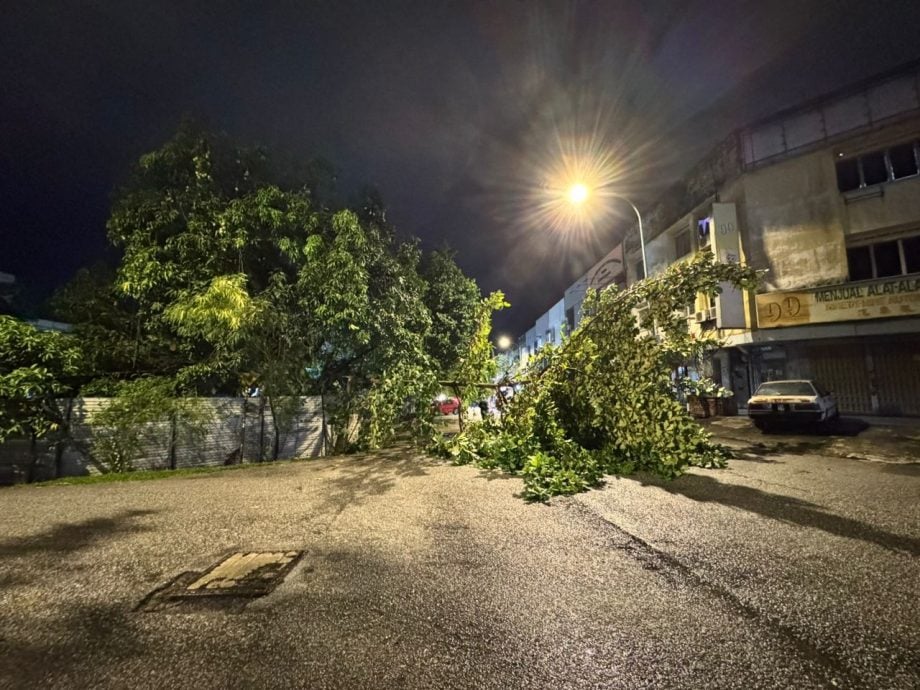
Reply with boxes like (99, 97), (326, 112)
(889, 142), (919, 180)
(697, 217), (712, 246)
(836, 158), (861, 192)
(861, 151), (888, 186)
(904, 236), (920, 274)
(874, 241), (901, 277)
(847, 234), (920, 280)
(546, 329), (554, 344)
(565, 306), (576, 333)
(846, 246), (873, 281)
(835, 140), (920, 191)
(674, 229), (691, 258)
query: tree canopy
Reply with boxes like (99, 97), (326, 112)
(48, 121), (491, 451)
(432, 254), (762, 500)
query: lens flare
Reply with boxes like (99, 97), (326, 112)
(567, 183), (589, 204)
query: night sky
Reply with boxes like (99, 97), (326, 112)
(3, 0), (920, 335)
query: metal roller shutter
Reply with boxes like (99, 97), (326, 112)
(805, 343), (873, 414)
(871, 341), (920, 416)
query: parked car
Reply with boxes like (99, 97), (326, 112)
(433, 396), (460, 415)
(747, 380), (839, 431)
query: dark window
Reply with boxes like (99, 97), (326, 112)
(874, 240), (902, 277)
(847, 246), (873, 281)
(674, 230), (691, 258)
(861, 151), (889, 186)
(697, 217), (711, 245)
(634, 261), (645, 280)
(835, 158), (861, 191)
(565, 306), (576, 333)
(903, 236), (920, 274)
(889, 143), (919, 179)
(754, 381), (817, 396)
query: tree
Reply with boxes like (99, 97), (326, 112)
(0, 316), (82, 480)
(99, 122), (486, 453)
(420, 249), (482, 376)
(433, 254), (762, 500)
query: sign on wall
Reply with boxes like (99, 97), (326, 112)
(587, 244), (625, 291)
(756, 277), (920, 328)
(712, 203), (746, 328)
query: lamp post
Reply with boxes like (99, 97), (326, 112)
(565, 184), (647, 280)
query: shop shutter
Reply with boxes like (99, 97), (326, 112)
(871, 341), (920, 416)
(806, 343), (873, 414)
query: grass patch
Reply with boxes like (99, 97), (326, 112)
(28, 458), (306, 487)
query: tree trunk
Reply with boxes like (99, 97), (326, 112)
(53, 398), (74, 479)
(267, 395), (281, 461)
(26, 433), (39, 484)
(167, 412), (178, 470)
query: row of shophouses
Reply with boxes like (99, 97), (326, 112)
(511, 60), (920, 417)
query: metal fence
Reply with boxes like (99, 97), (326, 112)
(0, 396), (325, 484)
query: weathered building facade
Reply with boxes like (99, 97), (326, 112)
(514, 60), (920, 416)
(622, 60), (920, 415)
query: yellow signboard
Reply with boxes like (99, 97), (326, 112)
(756, 277), (920, 328)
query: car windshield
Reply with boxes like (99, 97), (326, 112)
(754, 381), (816, 396)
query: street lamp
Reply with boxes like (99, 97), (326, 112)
(496, 334), (512, 350)
(565, 183), (647, 280)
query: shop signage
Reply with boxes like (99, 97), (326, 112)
(756, 276), (920, 328)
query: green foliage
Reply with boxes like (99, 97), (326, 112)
(88, 377), (213, 473)
(421, 249), (482, 375)
(64, 122), (484, 454)
(0, 316), (81, 441)
(438, 254), (760, 500)
(451, 290), (508, 409)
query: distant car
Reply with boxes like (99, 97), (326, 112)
(433, 396), (460, 415)
(747, 380), (839, 431)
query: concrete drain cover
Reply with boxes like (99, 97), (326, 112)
(138, 551), (303, 612)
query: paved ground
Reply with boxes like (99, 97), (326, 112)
(1, 441), (918, 689)
(702, 414), (920, 464)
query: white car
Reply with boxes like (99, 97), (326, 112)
(747, 380), (839, 432)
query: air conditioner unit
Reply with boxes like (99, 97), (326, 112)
(694, 311), (706, 323)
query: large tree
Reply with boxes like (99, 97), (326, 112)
(86, 122), (483, 450)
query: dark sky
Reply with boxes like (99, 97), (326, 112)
(3, 1), (920, 335)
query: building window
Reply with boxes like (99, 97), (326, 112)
(836, 158), (861, 192)
(873, 240), (901, 277)
(860, 151), (888, 186)
(546, 328), (554, 344)
(889, 142), (919, 180)
(674, 229), (691, 258)
(846, 246), (873, 281)
(904, 236), (920, 274)
(835, 140), (920, 192)
(847, 235), (920, 280)
(697, 217), (712, 246)
(565, 306), (575, 333)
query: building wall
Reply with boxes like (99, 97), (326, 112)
(546, 299), (566, 344)
(741, 148), (848, 290)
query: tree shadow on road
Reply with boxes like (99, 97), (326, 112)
(314, 446), (432, 513)
(0, 509), (157, 559)
(639, 473), (920, 557)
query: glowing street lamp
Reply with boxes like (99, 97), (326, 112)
(496, 334), (512, 350)
(563, 182), (647, 280)
(567, 183), (589, 205)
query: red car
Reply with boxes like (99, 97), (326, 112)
(434, 396), (460, 415)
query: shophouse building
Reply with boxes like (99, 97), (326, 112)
(513, 60), (920, 416)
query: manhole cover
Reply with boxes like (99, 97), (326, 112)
(138, 551), (303, 612)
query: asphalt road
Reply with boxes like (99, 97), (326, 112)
(1, 445), (918, 689)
